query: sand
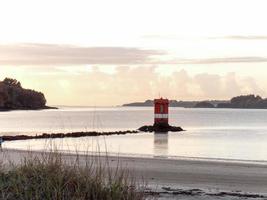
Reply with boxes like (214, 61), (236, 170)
(1, 149), (267, 199)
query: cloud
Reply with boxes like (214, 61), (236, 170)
(6, 66), (264, 106)
(143, 35), (267, 41)
(160, 57), (267, 64)
(194, 73), (223, 97)
(0, 43), (164, 66)
(1, 43), (267, 66)
(208, 35), (267, 40)
(142, 35), (181, 40)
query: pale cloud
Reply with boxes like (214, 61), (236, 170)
(193, 72), (266, 100)
(1, 43), (267, 67)
(143, 35), (267, 41)
(160, 57), (267, 65)
(241, 77), (265, 95)
(0, 43), (164, 66)
(1, 66), (264, 106)
(209, 35), (267, 40)
(194, 74), (223, 98)
(141, 35), (184, 40)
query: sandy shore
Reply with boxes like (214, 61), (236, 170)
(1, 149), (267, 199)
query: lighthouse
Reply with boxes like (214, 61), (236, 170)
(154, 98), (169, 127)
(138, 97), (183, 133)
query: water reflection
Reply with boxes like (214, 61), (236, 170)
(154, 132), (169, 157)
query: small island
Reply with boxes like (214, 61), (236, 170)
(0, 78), (56, 111)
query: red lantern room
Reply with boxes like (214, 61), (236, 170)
(154, 98), (169, 126)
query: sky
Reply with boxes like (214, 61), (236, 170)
(1, 0), (267, 106)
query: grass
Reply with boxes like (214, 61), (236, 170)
(0, 150), (146, 200)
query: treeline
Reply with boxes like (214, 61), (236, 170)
(195, 95), (267, 109)
(124, 95), (267, 109)
(0, 78), (48, 110)
(123, 99), (228, 108)
(217, 95), (267, 109)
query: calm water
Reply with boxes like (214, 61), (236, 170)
(2, 107), (267, 162)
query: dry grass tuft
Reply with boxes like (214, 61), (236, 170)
(0, 151), (145, 200)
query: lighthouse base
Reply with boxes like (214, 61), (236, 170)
(138, 124), (184, 133)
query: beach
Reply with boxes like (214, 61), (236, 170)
(1, 149), (267, 199)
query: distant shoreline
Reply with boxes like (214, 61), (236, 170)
(0, 106), (58, 112)
(123, 95), (267, 109)
(122, 105), (267, 109)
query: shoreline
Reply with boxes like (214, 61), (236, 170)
(6, 147), (267, 166)
(0, 106), (58, 112)
(4, 147), (267, 163)
(4, 139), (267, 166)
(1, 148), (267, 198)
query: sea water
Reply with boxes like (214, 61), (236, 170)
(2, 107), (267, 162)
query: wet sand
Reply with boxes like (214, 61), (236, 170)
(1, 149), (267, 199)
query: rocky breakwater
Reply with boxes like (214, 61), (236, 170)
(139, 124), (184, 133)
(2, 130), (139, 141)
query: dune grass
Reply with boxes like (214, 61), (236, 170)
(0, 151), (146, 200)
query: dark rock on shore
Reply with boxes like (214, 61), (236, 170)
(0, 78), (56, 111)
(139, 124), (184, 132)
(146, 186), (266, 199)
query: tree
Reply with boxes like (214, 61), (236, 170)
(3, 78), (21, 88)
(0, 78), (47, 109)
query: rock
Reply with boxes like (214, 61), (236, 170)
(2, 130), (140, 141)
(139, 124), (184, 133)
